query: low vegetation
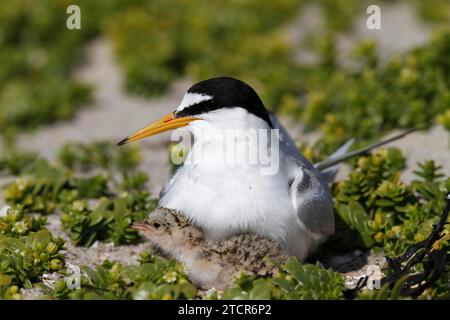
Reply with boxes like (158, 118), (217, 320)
(0, 0), (449, 300)
(1, 142), (449, 300)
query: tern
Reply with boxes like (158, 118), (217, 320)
(133, 208), (288, 289)
(119, 77), (415, 261)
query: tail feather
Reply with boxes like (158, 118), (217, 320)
(315, 128), (418, 180)
(316, 138), (354, 183)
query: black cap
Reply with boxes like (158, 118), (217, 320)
(175, 77), (273, 127)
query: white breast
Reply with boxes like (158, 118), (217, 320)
(159, 108), (314, 260)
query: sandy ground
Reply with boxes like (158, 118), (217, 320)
(338, 1), (431, 65)
(12, 39), (185, 197)
(1, 2), (449, 297)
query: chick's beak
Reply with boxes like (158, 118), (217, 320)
(117, 112), (199, 146)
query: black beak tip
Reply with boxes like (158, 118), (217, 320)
(117, 138), (128, 146)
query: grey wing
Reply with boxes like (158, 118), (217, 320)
(159, 166), (181, 199)
(268, 111), (302, 160)
(270, 111), (353, 184)
(314, 138), (354, 184)
(288, 159), (335, 239)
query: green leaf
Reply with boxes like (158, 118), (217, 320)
(335, 201), (375, 247)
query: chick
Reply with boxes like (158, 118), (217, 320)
(133, 208), (288, 290)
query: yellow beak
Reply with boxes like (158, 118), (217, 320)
(117, 112), (199, 145)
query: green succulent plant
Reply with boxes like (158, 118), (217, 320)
(0, 230), (65, 290)
(61, 193), (157, 247)
(332, 148), (450, 258)
(48, 251), (196, 300)
(0, 205), (46, 237)
(222, 259), (345, 300)
(3, 159), (109, 214)
(0, 151), (38, 175)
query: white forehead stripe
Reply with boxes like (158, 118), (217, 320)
(176, 92), (213, 112)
